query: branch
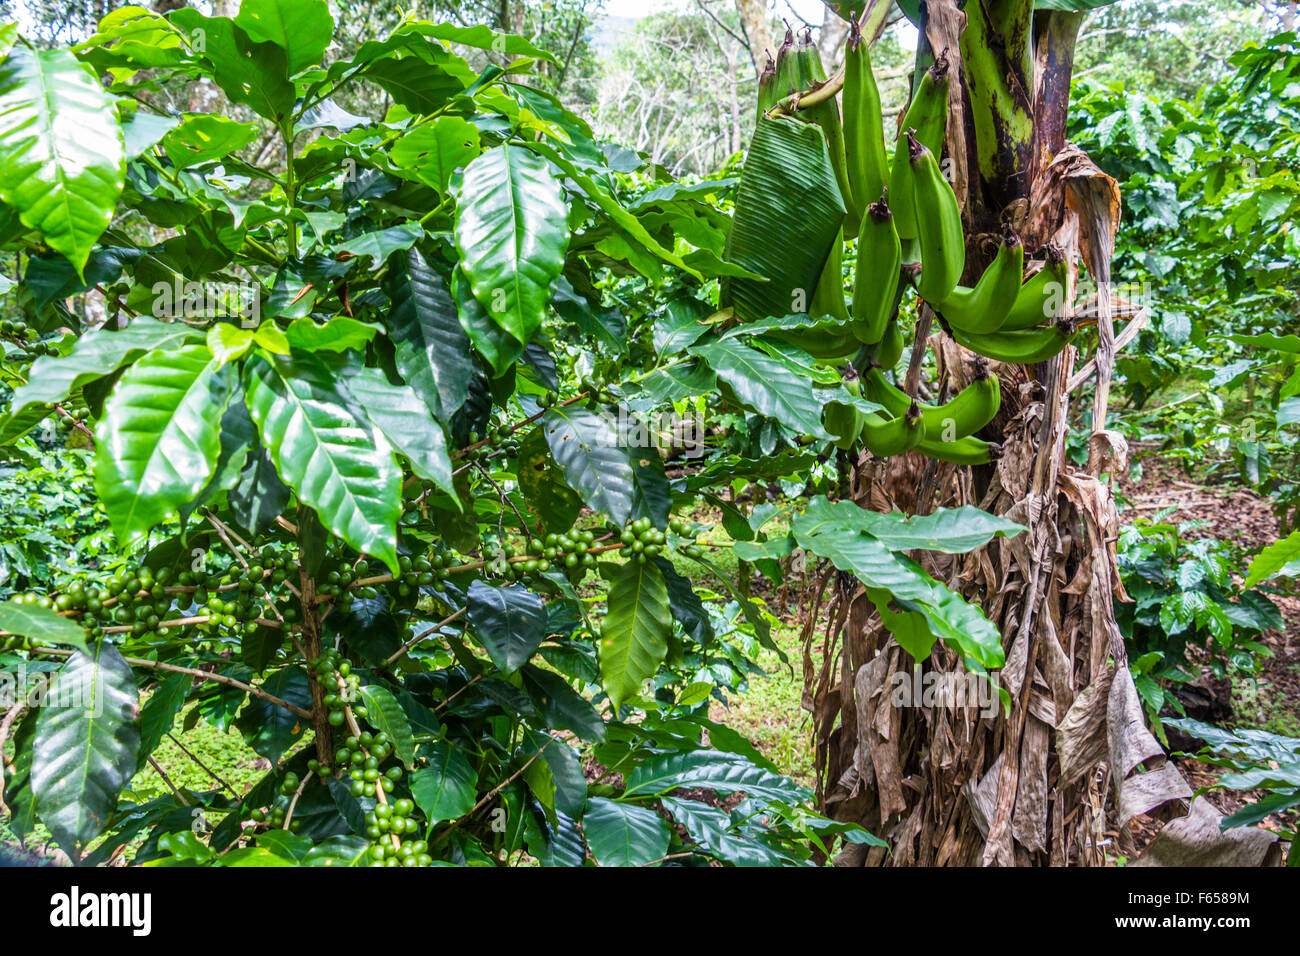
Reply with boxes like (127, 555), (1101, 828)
(29, 648), (312, 719)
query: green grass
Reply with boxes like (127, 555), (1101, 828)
(126, 702), (274, 804)
(708, 622), (812, 786)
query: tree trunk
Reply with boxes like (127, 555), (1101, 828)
(733, 0), (775, 74)
(807, 0), (1281, 867)
(818, 6), (850, 70)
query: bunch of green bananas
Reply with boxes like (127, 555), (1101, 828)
(741, 24), (1077, 463)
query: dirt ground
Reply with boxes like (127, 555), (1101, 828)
(1111, 444), (1298, 853)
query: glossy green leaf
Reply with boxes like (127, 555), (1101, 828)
(357, 684), (415, 769)
(137, 672), (190, 760)
(521, 666), (606, 742)
(335, 223), (422, 263)
(804, 498), (1027, 553)
(867, 556), (1006, 672)
(391, 116), (481, 193)
(625, 750), (810, 803)
(285, 317), (379, 354)
(660, 796), (785, 866)
(467, 580), (547, 674)
(338, 363), (455, 497)
(1244, 531), (1300, 588)
(599, 559), (671, 710)
(542, 406), (634, 526)
(690, 337), (831, 440)
(169, 10), (296, 122)
(243, 351), (401, 572)
(94, 343), (232, 544)
(302, 834), (373, 866)
(207, 323), (254, 366)
(517, 425), (583, 530)
(6, 317), (200, 429)
(31, 643), (140, 849)
(162, 114), (258, 169)
(452, 265), (524, 375)
(234, 667), (311, 764)
(404, 20), (558, 63)
(121, 111), (178, 159)
(522, 730), (587, 818)
(234, 0), (334, 75)
(411, 743), (478, 823)
(370, 54), (468, 115)
(582, 797), (670, 867)
(455, 144), (569, 346)
(528, 141), (702, 281)
(0, 601), (86, 650)
(0, 47), (126, 275)
(383, 246), (471, 420)
(229, 444), (292, 535)
(792, 509), (935, 602)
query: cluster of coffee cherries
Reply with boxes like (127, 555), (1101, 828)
(389, 552), (456, 599)
(248, 772), (304, 831)
(55, 400), (91, 433)
(337, 732), (402, 798)
(191, 553), (288, 637)
(13, 565), (185, 644)
(620, 517), (667, 562)
(542, 529), (599, 570)
(365, 799), (432, 867)
(458, 420), (521, 464)
(0, 318), (58, 357)
(310, 648), (363, 729)
(669, 515), (705, 559)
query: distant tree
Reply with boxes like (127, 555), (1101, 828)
(1073, 0), (1269, 97)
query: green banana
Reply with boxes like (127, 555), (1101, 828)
(824, 400), (863, 451)
(765, 317), (866, 363)
(1001, 244), (1069, 330)
(908, 130), (965, 306)
(947, 318), (1076, 364)
(888, 54), (950, 240)
(773, 26), (801, 99)
(871, 315), (905, 369)
(774, 28), (858, 235)
(916, 433), (1001, 465)
(860, 402), (925, 457)
(756, 52), (778, 120)
(844, 20), (888, 225)
(851, 194), (901, 344)
(861, 364), (1001, 442)
(935, 229), (1024, 334)
(811, 228), (850, 322)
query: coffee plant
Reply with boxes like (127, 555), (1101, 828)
(0, 2), (1035, 866)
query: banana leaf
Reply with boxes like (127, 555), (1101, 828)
(722, 116), (845, 323)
